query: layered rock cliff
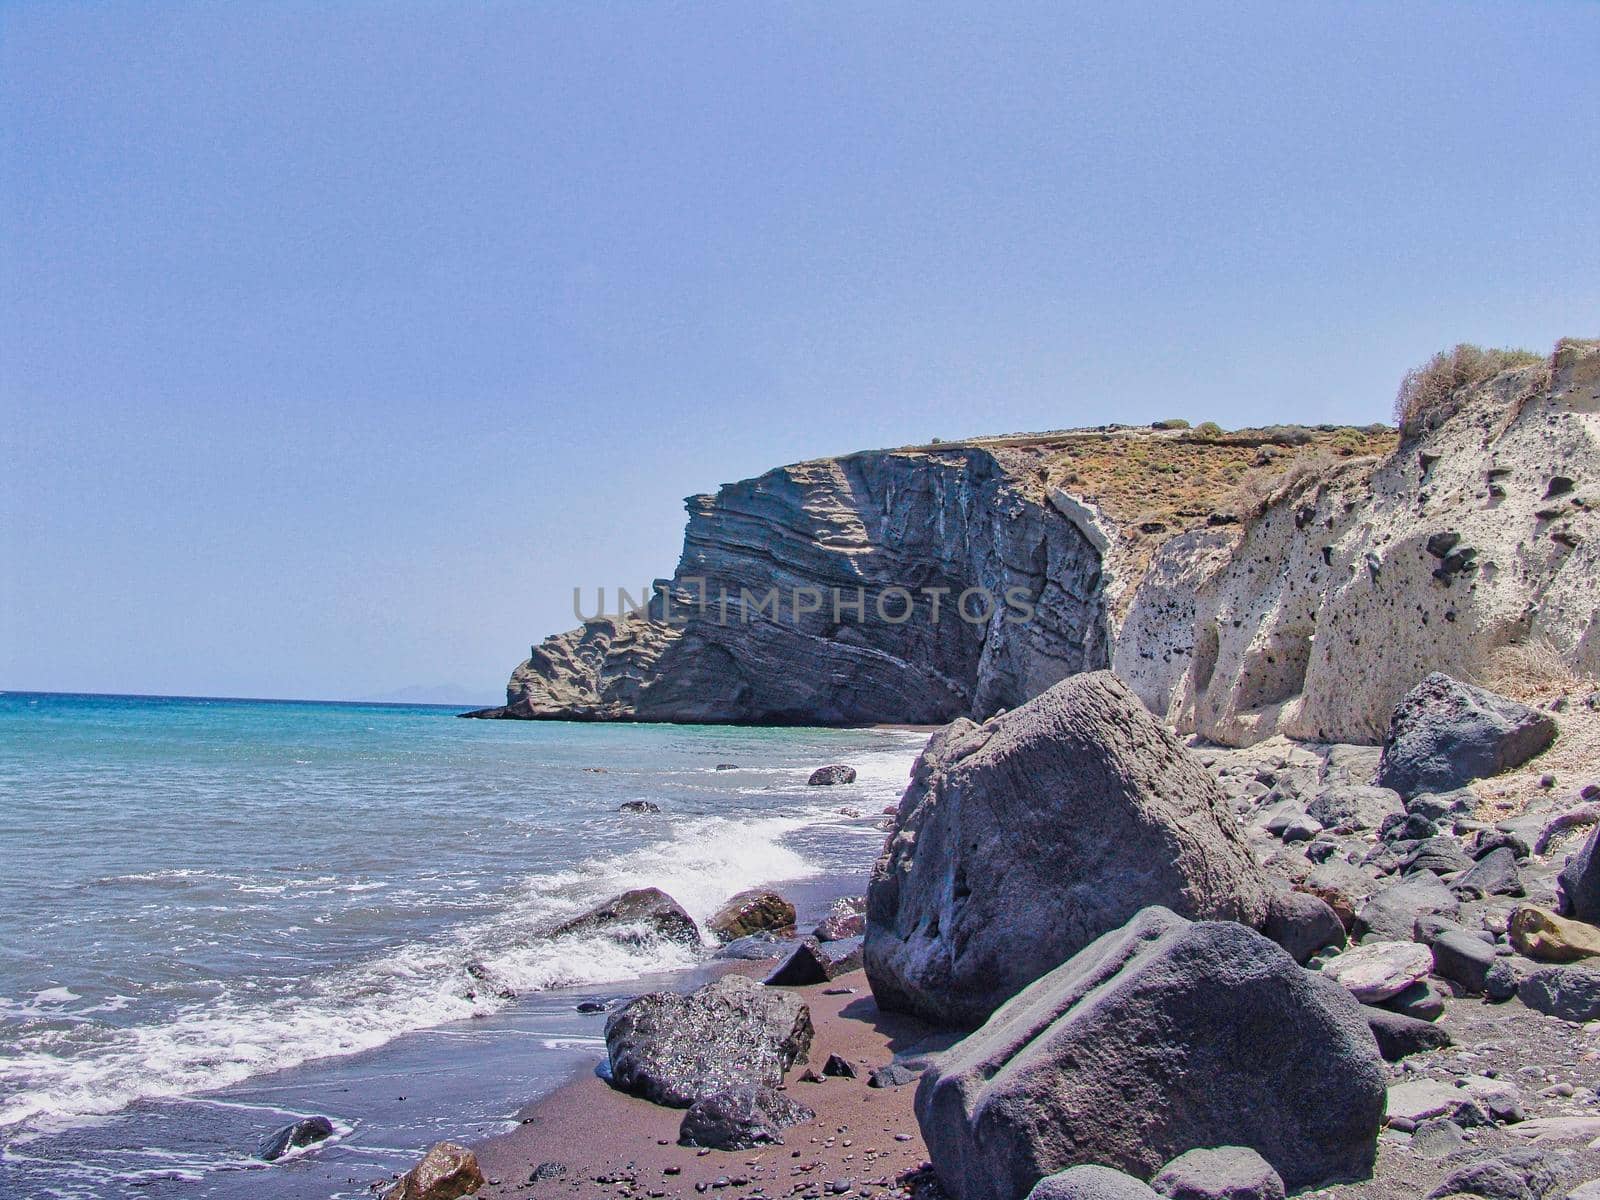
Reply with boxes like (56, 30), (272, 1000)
(477, 338), (1599, 743)
(497, 448), (1110, 725)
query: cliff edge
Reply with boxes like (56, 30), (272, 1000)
(475, 338), (1598, 744)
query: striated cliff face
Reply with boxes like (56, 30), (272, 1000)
(499, 448), (1109, 725)
(480, 339), (1599, 743)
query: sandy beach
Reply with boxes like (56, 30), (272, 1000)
(471, 968), (941, 1200)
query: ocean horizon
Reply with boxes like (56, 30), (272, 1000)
(0, 691), (924, 1199)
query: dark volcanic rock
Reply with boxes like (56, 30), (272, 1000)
(678, 1085), (814, 1150)
(1454, 846), (1525, 899)
(1409, 788), (1478, 821)
(1307, 785), (1404, 834)
(1558, 824), (1600, 922)
(1518, 965), (1600, 1023)
(1430, 929), (1497, 994)
(1028, 1166), (1159, 1200)
(604, 975), (813, 1107)
(808, 765), (857, 786)
(708, 889), (796, 942)
(868, 674), (1270, 1028)
(715, 931), (791, 960)
(868, 1062), (921, 1088)
(1261, 889), (1346, 964)
(258, 1115), (335, 1161)
(915, 907), (1385, 1200)
(1426, 1147), (1573, 1200)
(618, 800), (661, 813)
(821, 1053), (856, 1078)
(550, 887), (701, 948)
(1403, 836), (1475, 876)
(1375, 673), (1557, 798)
(1354, 873), (1459, 941)
(1486, 959), (1523, 1002)
(1149, 1146), (1285, 1200)
(1363, 1006), (1452, 1060)
(1379, 979), (1445, 1022)
(765, 939), (833, 986)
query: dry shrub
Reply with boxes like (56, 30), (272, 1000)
(1393, 343), (1545, 439)
(1470, 637), (1589, 702)
(1225, 449), (1340, 523)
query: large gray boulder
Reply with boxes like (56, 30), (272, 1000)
(1260, 889), (1345, 964)
(605, 975), (813, 1107)
(867, 673), (1271, 1028)
(1375, 673), (1556, 798)
(1517, 965), (1600, 1023)
(915, 908), (1385, 1200)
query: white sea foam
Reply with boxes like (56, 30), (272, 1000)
(0, 785), (912, 1136)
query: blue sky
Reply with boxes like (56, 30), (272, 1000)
(3, 2), (1597, 702)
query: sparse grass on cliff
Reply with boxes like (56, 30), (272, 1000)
(1393, 343), (1547, 439)
(1038, 424), (1394, 537)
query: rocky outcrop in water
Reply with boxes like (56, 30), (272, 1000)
(707, 889), (796, 942)
(483, 447), (1109, 725)
(477, 339), (1597, 743)
(257, 1115), (334, 1161)
(549, 887), (701, 948)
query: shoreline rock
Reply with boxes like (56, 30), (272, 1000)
(915, 907), (1386, 1200)
(707, 889), (796, 943)
(866, 672), (1270, 1028)
(549, 888), (701, 948)
(604, 975), (813, 1108)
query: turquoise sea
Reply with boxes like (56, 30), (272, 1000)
(0, 692), (925, 1199)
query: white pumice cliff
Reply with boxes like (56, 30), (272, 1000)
(475, 339), (1598, 744)
(1122, 337), (1599, 745)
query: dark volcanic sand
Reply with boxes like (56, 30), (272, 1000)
(470, 969), (943, 1200)
(451, 974), (1600, 1200)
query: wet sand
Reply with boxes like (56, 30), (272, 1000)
(470, 969), (942, 1200)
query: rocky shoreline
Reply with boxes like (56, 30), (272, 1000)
(372, 340), (1600, 1200)
(370, 659), (1600, 1200)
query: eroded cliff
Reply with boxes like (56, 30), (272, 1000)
(479, 339), (1599, 743)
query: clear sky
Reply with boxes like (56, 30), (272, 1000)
(3, 3), (1597, 703)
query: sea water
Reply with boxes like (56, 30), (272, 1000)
(0, 692), (926, 1199)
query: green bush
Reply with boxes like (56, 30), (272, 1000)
(1194, 420), (1224, 438)
(1151, 418), (1190, 430)
(1393, 343), (1545, 438)
(1262, 424), (1314, 446)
